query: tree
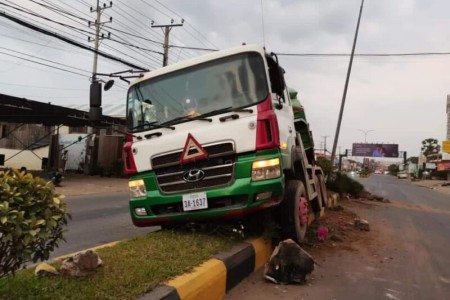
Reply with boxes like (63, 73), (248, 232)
(421, 138), (440, 157)
(407, 156), (419, 164)
(0, 169), (70, 278)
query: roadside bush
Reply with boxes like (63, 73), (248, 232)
(431, 170), (448, 180)
(0, 169), (70, 279)
(327, 172), (364, 197)
(315, 157), (333, 177)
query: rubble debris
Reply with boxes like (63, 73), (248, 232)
(329, 205), (344, 211)
(60, 250), (103, 277)
(330, 234), (343, 242)
(264, 239), (316, 284)
(354, 218), (370, 231)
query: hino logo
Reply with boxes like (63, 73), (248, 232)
(183, 169), (205, 182)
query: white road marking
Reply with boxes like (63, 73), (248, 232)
(440, 276), (450, 284)
(385, 292), (401, 300)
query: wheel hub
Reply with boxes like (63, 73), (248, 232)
(298, 197), (308, 226)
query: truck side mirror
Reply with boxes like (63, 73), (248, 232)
(269, 65), (286, 98)
(89, 81), (102, 121)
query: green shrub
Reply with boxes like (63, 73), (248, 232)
(0, 169), (70, 278)
(431, 170), (449, 180)
(327, 172), (364, 197)
(315, 157), (333, 176)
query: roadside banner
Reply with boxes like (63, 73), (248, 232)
(436, 161), (450, 171)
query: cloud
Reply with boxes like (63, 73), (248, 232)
(0, 0), (448, 156)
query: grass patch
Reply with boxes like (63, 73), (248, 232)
(0, 230), (236, 300)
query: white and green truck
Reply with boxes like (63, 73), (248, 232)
(90, 45), (327, 243)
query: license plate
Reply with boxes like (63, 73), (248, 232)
(182, 192), (208, 211)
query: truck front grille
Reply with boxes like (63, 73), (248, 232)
(151, 142), (234, 169)
(153, 142), (235, 194)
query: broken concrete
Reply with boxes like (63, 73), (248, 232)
(264, 239), (315, 284)
(354, 218), (370, 231)
(60, 250), (102, 277)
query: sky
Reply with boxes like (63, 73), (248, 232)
(0, 0), (449, 158)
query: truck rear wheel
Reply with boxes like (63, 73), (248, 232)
(278, 180), (309, 243)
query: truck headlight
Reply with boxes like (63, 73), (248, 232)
(129, 179), (147, 198)
(252, 158), (281, 181)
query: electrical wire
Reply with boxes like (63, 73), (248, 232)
(4, 1), (159, 67)
(0, 46), (91, 74)
(275, 52), (450, 57)
(152, 0), (219, 49)
(0, 10), (148, 70)
(0, 50), (89, 77)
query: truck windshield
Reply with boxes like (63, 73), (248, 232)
(127, 52), (268, 131)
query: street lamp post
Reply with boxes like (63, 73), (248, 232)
(357, 129), (374, 143)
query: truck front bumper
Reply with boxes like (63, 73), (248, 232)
(130, 175), (284, 227)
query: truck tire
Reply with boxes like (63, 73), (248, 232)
(278, 180), (309, 243)
(317, 174), (329, 208)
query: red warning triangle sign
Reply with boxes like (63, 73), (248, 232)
(179, 133), (208, 164)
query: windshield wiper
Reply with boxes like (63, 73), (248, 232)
(160, 111), (218, 126)
(130, 121), (175, 131)
(160, 106), (254, 127)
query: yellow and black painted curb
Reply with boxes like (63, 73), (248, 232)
(139, 237), (273, 300)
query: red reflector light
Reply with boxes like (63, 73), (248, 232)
(256, 96), (280, 150)
(123, 134), (137, 176)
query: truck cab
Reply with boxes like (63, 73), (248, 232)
(91, 45), (326, 243)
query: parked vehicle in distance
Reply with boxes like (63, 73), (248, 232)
(397, 172), (408, 179)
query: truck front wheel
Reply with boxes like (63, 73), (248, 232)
(278, 180), (309, 243)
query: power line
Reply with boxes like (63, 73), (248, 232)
(30, 0), (90, 23)
(0, 2), (94, 36)
(3, 1), (160, 67)
(276, 52), (450, 57)
(102, 3), (168, 63)
(0, 50), (89, 77)
(0, 10), (148, 70)
(1, 2), (89, 41)
(0, 46), (91, 74)
(0, 81), (93, 90)
(152, 0), (219, 49)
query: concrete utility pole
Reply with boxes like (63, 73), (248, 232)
(330, 0), (365, 165)
(151, 19), (184, 67)
(322, 136), (329, 155)
(89, 0), (112, 76)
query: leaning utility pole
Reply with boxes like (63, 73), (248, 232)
(330, 0), (365, 165)
(89, 0), (112, 76)
(151, 19), (184, 67)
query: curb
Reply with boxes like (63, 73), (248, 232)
(139, 237), (273, 300)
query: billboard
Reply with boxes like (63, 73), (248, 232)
(352, 143), (399, 158)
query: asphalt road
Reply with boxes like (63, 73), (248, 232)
(226, 175), (450, 300)
(50, 191), (158, 259)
